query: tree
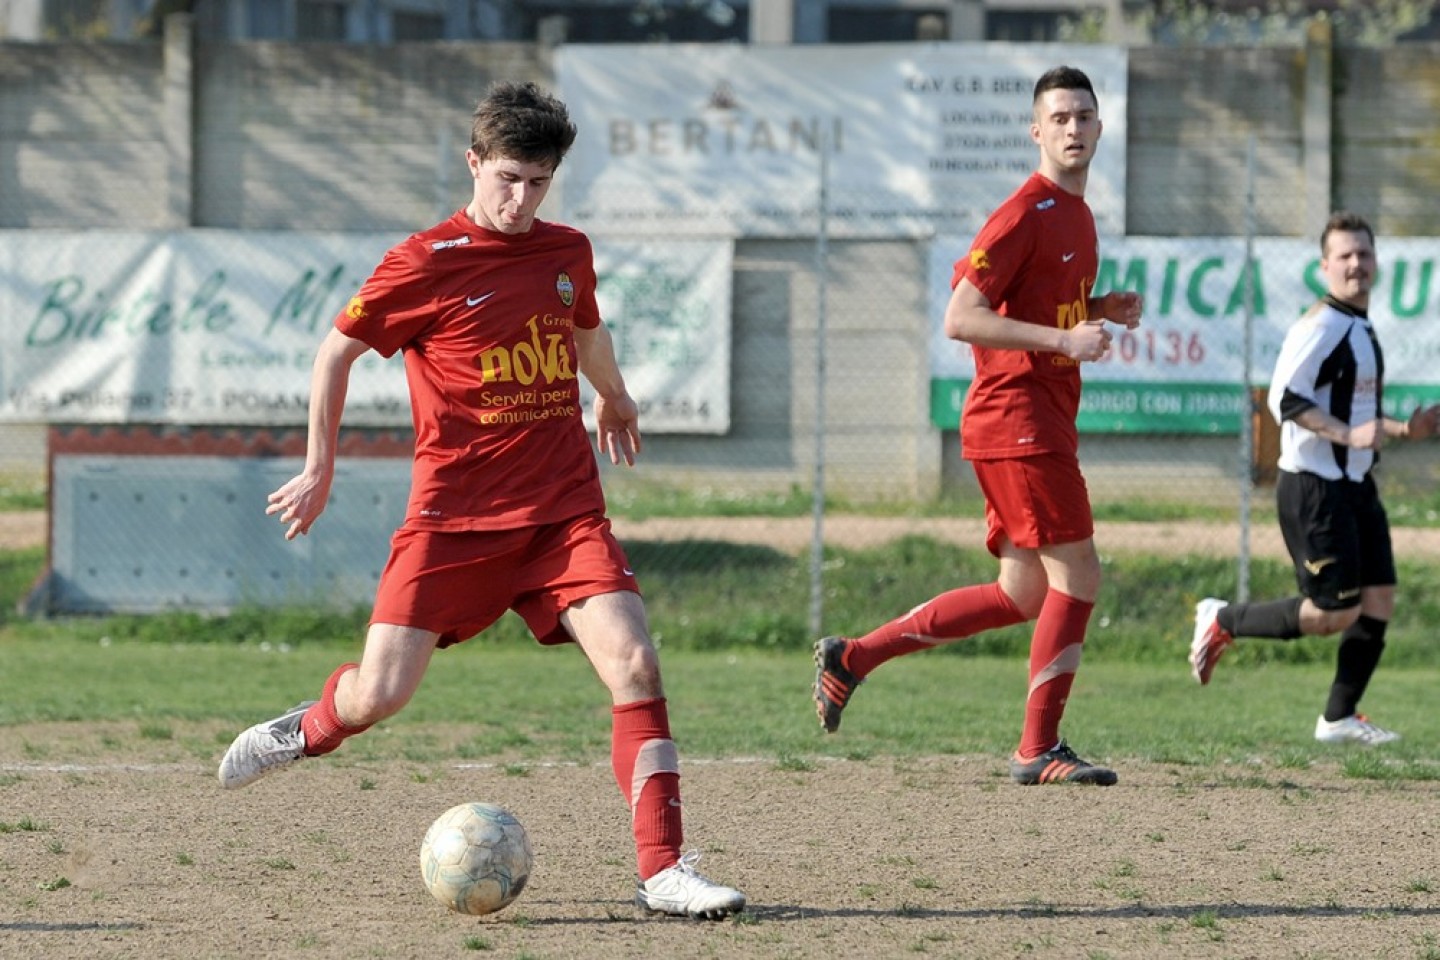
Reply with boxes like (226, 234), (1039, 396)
(1061, 0), (1437, 46)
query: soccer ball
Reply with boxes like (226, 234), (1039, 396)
(419, 802), (533, 915)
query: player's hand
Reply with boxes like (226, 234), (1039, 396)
(593, 392), (641, 466)
(1348, 419), (1382, 450)
(265, 472), (332, 540)
(1063, 319), (1112, 362)
(1101, 290), (1143, 330)
(1408, 404), (1440, 440)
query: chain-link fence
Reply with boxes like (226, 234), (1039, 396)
(3, 30), (1440, 626)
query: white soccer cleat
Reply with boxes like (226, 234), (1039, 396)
(218, 701), (315, 789)
(1190, 597), (1233, 685)
(635, 851), (746, 920)
(1314, 713), (1400, 746)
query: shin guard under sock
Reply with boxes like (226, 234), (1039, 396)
(611, 697), (684, 880)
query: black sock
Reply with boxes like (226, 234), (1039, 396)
(1324, 615), (1388, 722)
(1217, 597), (1303, 640)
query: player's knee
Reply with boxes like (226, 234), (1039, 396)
(1309, 603), (1361, 636)
(342, 683), (412, 726)
(1006, 585), (1046, 620)
(612, 640), (663, 694)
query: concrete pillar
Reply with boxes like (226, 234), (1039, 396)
(163, 13), (194, 228)
(948, 0), (984, 40)
(750, 0), (793, 44)
(1303, 16), (1333, 237)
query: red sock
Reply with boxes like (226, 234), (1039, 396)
(300, 663), (370, 757)
(845, 582), (1027, 678)
(611, 698), (683, 880)
(1017, 589), (1093, 760)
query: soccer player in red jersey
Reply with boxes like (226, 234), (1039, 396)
(813, 66), (1143, 785)
(218, 81), (744, 919)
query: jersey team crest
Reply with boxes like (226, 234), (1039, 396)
(555, 273), (574, 307)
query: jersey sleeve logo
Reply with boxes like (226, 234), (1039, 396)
(345, 296), (368, 320)
(556, 272), (575, 307)
(969, 249), (990, 271)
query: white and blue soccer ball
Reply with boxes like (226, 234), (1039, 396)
(419, 802), (533, 915)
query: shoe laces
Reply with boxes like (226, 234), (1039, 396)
(671, 850), (704, 876)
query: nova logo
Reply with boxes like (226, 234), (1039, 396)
(477, 316), (576, 386)
(1055, 277), (1094, 330)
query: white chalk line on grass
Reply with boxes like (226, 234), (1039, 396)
(0, 755), (833, 775)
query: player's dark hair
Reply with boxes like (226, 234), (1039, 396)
(470, 81), (577, 169)
(1033, 66), (1097, 109)
(1321, 211), (1375, 255)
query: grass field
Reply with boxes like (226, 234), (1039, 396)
(6, 536), (1440, 958)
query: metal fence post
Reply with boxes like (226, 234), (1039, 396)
(808, 132), (831, 638)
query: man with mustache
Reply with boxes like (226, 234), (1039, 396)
(1190, 211), (1437, 744)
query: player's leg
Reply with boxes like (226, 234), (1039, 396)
(562, 589), (745, 919)
(217, 623), (440, 789)
(812, 575), (1033, 732)
(992, 455), (1114, 786)
(1007, 536), (1115, 786)
(1193, 472), (1359, 683)
(811, 461), (1043, 734)
(1316, 479), (1399, 744)
(219, 528), (491, 789)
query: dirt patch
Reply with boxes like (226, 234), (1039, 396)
(2, 729), (1437, 960)
(13, 508), (1440, 559)
(612, 514), (1440, 560)
(0, 511), (44, 551)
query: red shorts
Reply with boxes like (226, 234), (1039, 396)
(971, 453), (1094, 556)
(371, 512), (640, 648)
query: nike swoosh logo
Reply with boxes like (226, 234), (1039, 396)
(1337, 587), (1361, 599)
(1062, 252), (1076, 262)
(668, 798), (682, 808)
(465, 292), (495, 307)
(1303, 557), (1337, 575)
(622, 567), (635, 576)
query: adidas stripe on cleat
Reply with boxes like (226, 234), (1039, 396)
(1009, 739), (1117, 786)
(812, 636), (861, 733)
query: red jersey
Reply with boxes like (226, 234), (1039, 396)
(951, 172), (1098, 460)
(337, 209), (605, 531)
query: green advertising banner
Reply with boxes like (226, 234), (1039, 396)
(929, 236), (1440, 434)
(930, 379), (1440, 434)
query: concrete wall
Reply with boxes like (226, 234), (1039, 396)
(6, 26), (1440, 502)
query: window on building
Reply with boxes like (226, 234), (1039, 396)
(297, 0), (347, 39)
(985, 9), (1061, 42)
(520, 1), (747, 42)
(393, 10), (446, 39)
(246, 0), (289, 38)
(828, 7), (949, 42)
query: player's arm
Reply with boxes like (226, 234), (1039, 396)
(944, 278), (1112, 362)
(266, 327), (372, 539)
(574, 321), (641, 466)
(1380, 407), (1437, 441)
(1266, 317), (1380, 449)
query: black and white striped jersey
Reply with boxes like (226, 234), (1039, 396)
(1266, 295), (1383, 482)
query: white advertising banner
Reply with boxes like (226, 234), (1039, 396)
(928, 236), (1440, 433)
(555, 44), (1128, 238)
(0, 231), (732, 432)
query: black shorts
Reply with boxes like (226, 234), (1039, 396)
(1275, 470), (1395, 610)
